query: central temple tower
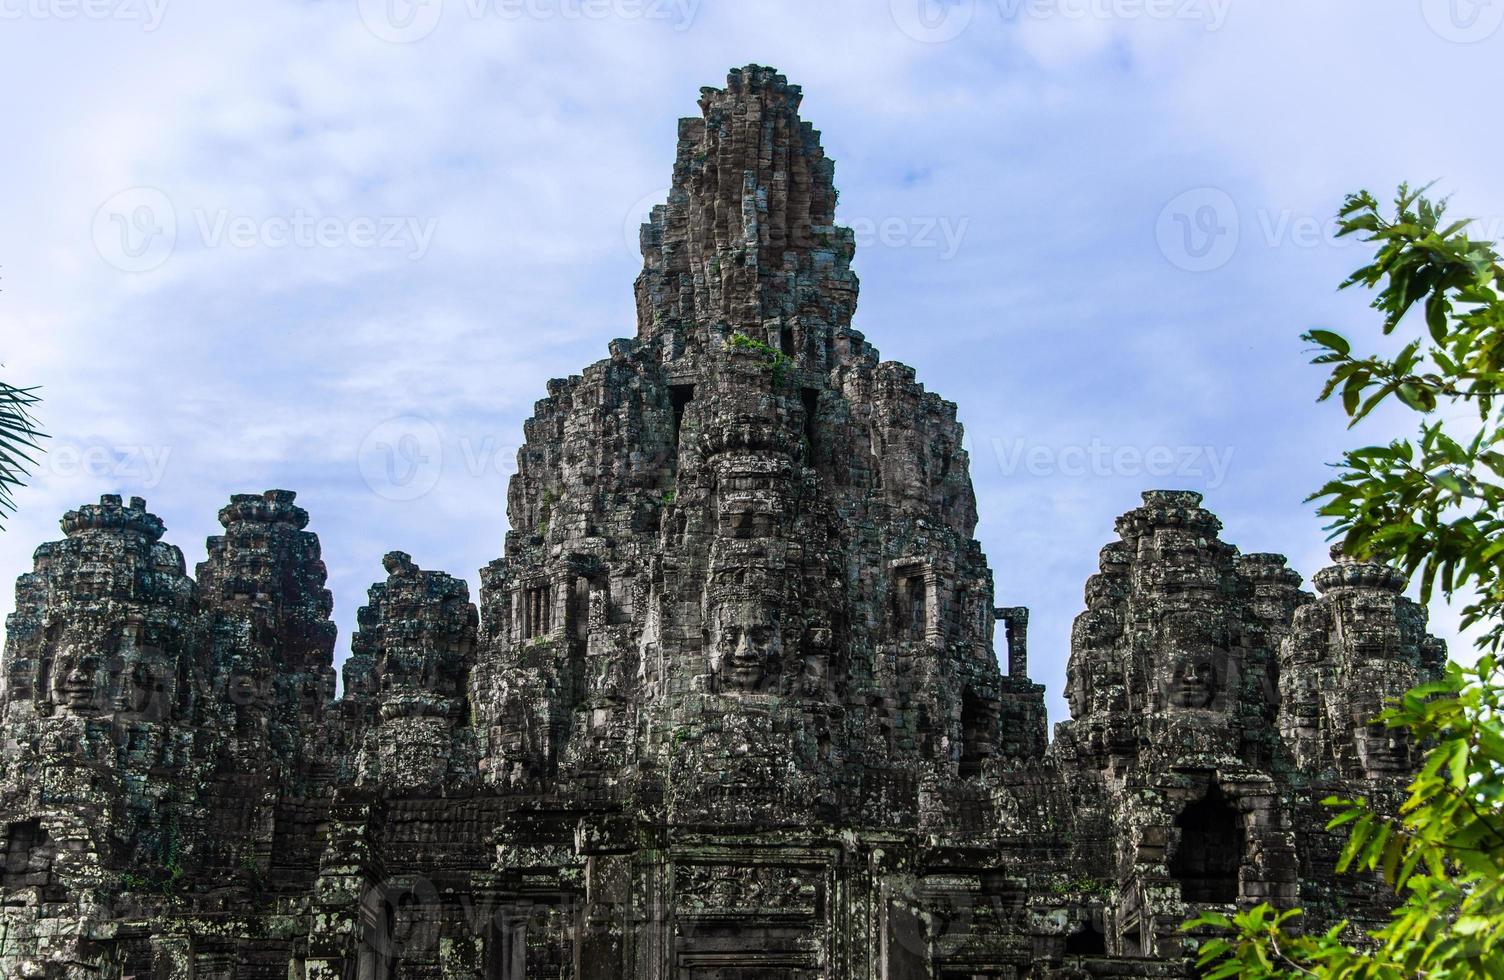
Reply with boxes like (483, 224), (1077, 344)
(472, 65), (1044, 829)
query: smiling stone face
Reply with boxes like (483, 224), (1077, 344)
(1342, 658), (1421, 778)
(1167, 651), (1217, 709)
(50, 645), (107, 718)
(708, 601), (782, 694)
(1152, 613), (1231, 713)
(1351, 714), (1412, 776)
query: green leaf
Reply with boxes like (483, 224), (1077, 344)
(1308, 329), (1352, 357)
(1397, 382), (1432, 411)
(1447, 738), (1468, 789)
(1455, 916), (1491, 936)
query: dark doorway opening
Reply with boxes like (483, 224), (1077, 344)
(895, 574), (927, 641)
(1170, 788), (1243, 903)
(1065, 921), (1107, 955)
(670, 384), (695, 449)
(801, 387), (819, 459)
(2, 819), (50, 889)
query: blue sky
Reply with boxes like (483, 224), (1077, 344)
(2, 0), (1500, 725)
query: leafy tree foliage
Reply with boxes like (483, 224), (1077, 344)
(1309, 185), (1504, 652)
(1188, 186), (1504, 978)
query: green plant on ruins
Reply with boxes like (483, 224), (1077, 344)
(120, 821), (187, 895)
(729, 331), (794, 386)
(239, 848), (267, 890)
(1050, 876), (1113, 898)
(1187, 185), (1504, 978)
(538, 488), (554, 539)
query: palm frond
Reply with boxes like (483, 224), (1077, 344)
(0, 380), (47, 529)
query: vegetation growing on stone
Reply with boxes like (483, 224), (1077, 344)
(729, 331), (794, 385)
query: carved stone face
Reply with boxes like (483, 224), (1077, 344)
(1340, 652), (1421, 777)
(1351, 714), (1412, 776)
(379, 649), (425, 694)
(51, 645), (104, 717)
(377, 647), (451, 721)
(299, 678), (323, 718)
(488, 689), (536, 782)
(709, 601), (781, 693)
(1140, 528), (1221, 592)
(227, 662), (276, 719)
(1168, 652), (1217, 709)
(1064, 662), (1088, 719)
(1154, 614), (1229, 711)
(378, 717), (449, 793)
(717, 492), (779, 540)
(1344, 661), (1418, 777)
(497, 724), (526, 757)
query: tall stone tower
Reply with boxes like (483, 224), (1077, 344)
(0, 66), (1443, 980)
(471, 63), (1038, 826)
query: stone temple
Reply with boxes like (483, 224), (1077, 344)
(0, 66), (1447, 979)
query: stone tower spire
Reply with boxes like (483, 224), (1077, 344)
(1280, 545), (1448, 781)
(634, 64), (858, 366)
(479, 64), (1016, 833)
